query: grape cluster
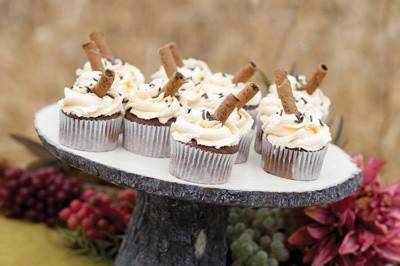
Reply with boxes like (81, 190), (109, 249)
(59, 189), (136, 240)
(228, 208), (294, 266)
(0, 167), (82, 226)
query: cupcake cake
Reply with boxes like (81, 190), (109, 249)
(59, 44), (123, 151)
(254, 66), (330, 154)
(261, 71), (331, 181)
(169, 94), (240, 184)
(123, 72), (185, 158)
(76, 32), (144, 100)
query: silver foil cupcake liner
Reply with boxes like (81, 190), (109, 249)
(59, 111), (122, 152)
(261, 136), (328, 181)
(254, 116), (263, 154)
(235, 131), (254, 164)
(244, 107), (258, 129)
(122, 119), (171, 158)
(169, 138), (237, 185)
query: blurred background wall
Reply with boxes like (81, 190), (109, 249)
(0, 0), (399, 181)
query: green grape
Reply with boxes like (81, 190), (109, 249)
(270, 239), (289, 262)
(232, 241), (257, 262)
(252, 217), (264, 231)
(259, 235), (271, 250)
(272, 232), (285, 242)
(256, 208), (270, 219)
(263, 216), (276, 233)
(234, 222), (247, 235)
(227, 225), (236, 241)
(238, 232), (254, 243)
(245, 250), (268, 266)
(266, 258), (279, 266)
(229, 210), (240, 224)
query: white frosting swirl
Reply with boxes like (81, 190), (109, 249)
(268, 74), (330, 120)
(227, 108), (254, 136)
(263, 112), (331, 151)
(125, 78), (183, 124)
(151, 58), (212, 84)
(203, 72), (262, 107)
(76, 58), (145, 98)
(59, 71), (123, 117)
(171, 109), (239, 148)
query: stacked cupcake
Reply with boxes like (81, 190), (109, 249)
(58, 35), (333, 185)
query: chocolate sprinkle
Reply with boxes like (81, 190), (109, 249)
(201, 93), (208, 99)
(301, 97), (308, 104)
(122, 99), (128, 104)
(105, 93), (115, 99)
(310, 115), (313, 122)
(149, 83), (155, 88)
(294, 113), (304, 124)
(319, 119), (324, 126)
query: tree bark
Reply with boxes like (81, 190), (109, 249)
(115, 191), (229, 266)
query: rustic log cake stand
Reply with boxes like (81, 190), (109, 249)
(35, 104), (362, 266)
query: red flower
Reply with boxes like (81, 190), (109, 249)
(288, 155), (400, 266)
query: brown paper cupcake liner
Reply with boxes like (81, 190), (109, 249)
(235, 131), (254, 164)
(59, 111), (122, 152)
(169, 138), (237, 185)
(122, 118), (171, 158)
(261, 136), (328, 181)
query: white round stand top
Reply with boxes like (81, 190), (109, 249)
(34, 104), (361, 208)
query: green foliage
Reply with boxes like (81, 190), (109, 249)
(228, 208), (294, 265)
(58, 227), (123, 260)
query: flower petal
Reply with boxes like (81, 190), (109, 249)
(374, 244), (400, 262)
(288, 226), (315, 247)
(307, 225), (331, 240)
(305, 206), (334, 225)
(339, 231), (360, 255)
(311, 237), (339, 266)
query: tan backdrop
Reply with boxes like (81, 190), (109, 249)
(0, 0), (399, 181)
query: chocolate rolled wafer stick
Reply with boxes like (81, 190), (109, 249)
(277, 79), (299, 115)
(236, 82), (260, 109)
(273, 68), (288, 87)
(82, 41), (104, 71)
(90, 32), (114, 61)
(304, 64), (328, 94)
(163, 72), (185, 97)
(168, 42), (183, 67)
(213, 94), (240, 123)
(159, 45), (177, 78)
(232, 61), (257, 83)
(93, 69), (115, 98)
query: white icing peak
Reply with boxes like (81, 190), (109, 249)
(125, 78), (184, 124)
(267, 74), (330, 120)
(76, 58), (145, 98)
(263, 111), (331, 151)
(151, 58), (212, 84)
(227, 108), (254, 136)
(203, 72), (262, 107)
(171, 109), (240, 148)
(59, 71), (123, 117)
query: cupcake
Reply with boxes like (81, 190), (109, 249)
(152, 43), (212, 84)
(58, 59), (123, 152)
(169, 94), (240, 184)
(254, 66), (330, 154)
(123, 72), (185, 158)
(203, 62), (261, 121)
(228, 83), (260, 163)
(261, 71), (331, 181)
(76, 32), (144, 100)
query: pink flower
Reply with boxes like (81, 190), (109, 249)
(288, 155), (400, 266)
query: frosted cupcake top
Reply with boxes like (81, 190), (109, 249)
(76, 58), (145, 98)
(263, 111), (331, 151)
(203, 73), (262, 107)
(125, 78), (184, 124)
(268, 74), (330, 120)
(59, 71), (123, 118)
(152, 58), (212, 84)
(171, 109), (239, 148)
